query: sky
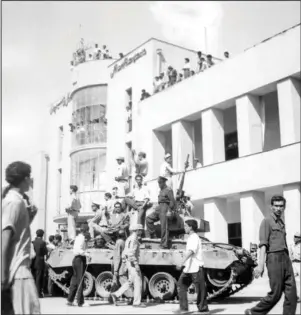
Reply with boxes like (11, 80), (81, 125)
(2, 1), (300, 181)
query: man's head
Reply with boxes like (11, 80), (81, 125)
(158, 176), (168, 190)
(185, 58), (190, 63)
(116, 157), (124, 165)
(130, 224), (144, 237)
(207, 54), (212, 60)
(91, 202), (100, 212)
(70, 185), (78, 194)
(270, 195), (286, 217)
(294, 232), (301, 244)
(165, 153), (172, 164)
(197, 51), (202, 58)
(191, 70), (195, 76)
(168, 66), (172, 70)
(49, 235), (54, 243)
(112, 186), (118, 196)
(142, 89), (146, 94)
(114, 201), (123, 214)
(104, 192), (112, 201)
(118, 229), (126, 240)
(159, 73), (164, 79)
(5, 161), (32, 193)
(54, 234), (62, 245)
(184, 219), (198, 234)
(135, 174), (143, 186)
(95, 43), (98, 48)
(201, 57), (205, 62)
(119, 53), (124, 58)
(155, 76), (159, 81)
(179, 73), (183, 78)
(138, 151), (146, 161)
(224, 51), (229, 58)
(36, 229), (44, 238)
(103, 45), (107, 49)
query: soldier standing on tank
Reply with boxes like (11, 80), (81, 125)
(145, 176), (176, 249)
(245, 195), (297, 315)
(289, 232), (301, 302)
(174, 219), (209, 314)
(110, 224), (146, 308)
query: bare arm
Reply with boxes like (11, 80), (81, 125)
(181, 250), (194, 266)
(2, 229), (14, 287)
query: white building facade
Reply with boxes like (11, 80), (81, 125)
(38, 25), (300, 249)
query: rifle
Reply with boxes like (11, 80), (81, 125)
(176, 154), (190, 201)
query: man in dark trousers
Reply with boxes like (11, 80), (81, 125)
(145, 176), (176, 249)
(66, 226), (91, 307)
(32, 229), (48, 298)
(174, 219), (209, 314)
(245, 195), (297, 315)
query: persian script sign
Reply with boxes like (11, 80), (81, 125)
(110, 49), (147, 79)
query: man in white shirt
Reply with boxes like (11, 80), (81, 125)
(121, 174), (150, 227)
(183, 58), (191, 79)
(114, 157), (129, 197)
(160, 153), (179, 190)
(104, 192), (115, 216)
(131, 150), (148, 178)
(88, 201), (108, 240)
(174, 219), (209, 314)
(67, 227), (90, 307)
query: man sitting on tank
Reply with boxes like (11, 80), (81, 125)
(99, 201), (130, 247)
(88, 200), (109, 240)
(121, 174), (151, 227)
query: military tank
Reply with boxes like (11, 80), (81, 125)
(47, 213), (256, 302)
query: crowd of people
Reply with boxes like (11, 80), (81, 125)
(2, 158), (300, 314)
(140, 51), (230, 99)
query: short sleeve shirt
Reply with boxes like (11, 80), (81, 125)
(183, 233), (204, 273)
(2, 190), (32, 282)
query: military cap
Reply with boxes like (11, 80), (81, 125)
(164, 153), (171, 159)
(158, 176), (168, 181)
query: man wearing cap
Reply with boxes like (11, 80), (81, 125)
(160, 153), (179, 190)
(88, 201), (109, 240)
(245, 195), (297, 315)
(146, 176), (176, 249)
(122, 174), (150, 227)
(131, 149), (148, 178)
(290, 232), (301, 302)
(114, 157), (129, 197)
(110, 224), (146, 308)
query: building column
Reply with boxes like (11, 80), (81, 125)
(171, 120), (194, 172)
(277, 78), (300, 146)
(240, 191), (265, 251)
(201, 109), (225, 166)
(236, 95), (263, 157)
(152, 131), (166, 178)
(204, 198), (228, 243)
(283, 183), (300, 245)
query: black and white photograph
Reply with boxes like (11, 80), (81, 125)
(1, 1), (300, 314)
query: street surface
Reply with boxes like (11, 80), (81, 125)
(40, 275), (301, 314)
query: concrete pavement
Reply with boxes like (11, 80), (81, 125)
(40, 275), (301, 314)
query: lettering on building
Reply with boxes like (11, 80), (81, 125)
(110, 49), (147, 78)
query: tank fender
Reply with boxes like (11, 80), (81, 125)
(203, 249), (238, 269)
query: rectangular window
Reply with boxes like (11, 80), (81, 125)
(126, 88), (132, 133)
(228, 222), (242, 247)
(225, 131), (238, 161)
(58, 126), (64, 161)
(57, 168), (62, 214)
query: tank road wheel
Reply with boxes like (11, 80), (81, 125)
(95, 271), (113, 298)
(120, 274), (149, 299)
(206, 268), (232, 288)
(149, 272), (175, 300)
(83, 272), (94, 297)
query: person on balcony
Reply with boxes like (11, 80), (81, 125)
(121, 174), (150, 227)
(140, 89), (151, 101)
(183, 58), (191, 79)
(66, 185), (81, 244)
(131, 149), (148, 178)
(224, 51), (230, 59)
(177, 73), (184, 83)
(199, 57), (208, 72)
(112, 186), (119, 201)
(197, 51), (203, 72)
(159, 72), (167, 90)
(88, 201), (109, 240)
(145, 176), (176, 249)
(206, 54), (215, 68)
(153, 76), (161, 93)
(99, 202), (130, 246)
(104, 192), (115, 216)
(114, 157), (129, 197)
(159, 153), (179, 190)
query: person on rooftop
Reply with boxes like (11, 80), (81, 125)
(224, 51), (230, 59)
(183, 58), (191, 79)
(119, 53), (124, 59)
(177, 73), (184, 83)
(206, 54), (215, 68)
(190, 70), (195, 76)
(197, 51), (203, 72)
(167, 66), (178, 86)
(159, 72), (166, 91)
(140, 89), (151, 101)
(199, 57), (208, 72)
(153, 76), (161, 93)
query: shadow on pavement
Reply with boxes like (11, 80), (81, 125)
(209, 308), (226, 314)
(216, 296), (262, 305)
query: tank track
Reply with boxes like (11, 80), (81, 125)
(47, 264), (252, 302)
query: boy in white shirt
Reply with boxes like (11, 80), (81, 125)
(174, 219), (209, 314)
